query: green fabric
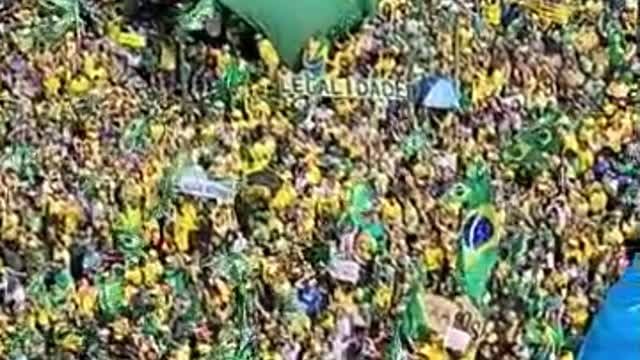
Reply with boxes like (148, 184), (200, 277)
(445, 161), (501, 304)
(218, 0), (377, 68)
(502, 119), (561, 178)
(340, 183), (388, 254)
(165, 268), (188, 294)
(606, 21), (625, 69)
(98, 272), (126, 320)
(445, 160), (492, 210)
(399, 283), (429, 341)
(176, 0), (218, 33)
(459, 205), (501, 305)
(340, 182), (372, 228)
(349, 183), (373, 216)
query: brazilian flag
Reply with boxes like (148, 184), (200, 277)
(458, 204), (502, 305)
(445, 160), (492, 210)
(502, 123), (560, 178)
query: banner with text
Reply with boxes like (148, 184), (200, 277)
(281, 74), (409, 100)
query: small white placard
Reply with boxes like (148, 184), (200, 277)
(176, 165), (236, 201)
(444, 327), (472, 352)
(329, 259), (361, 284)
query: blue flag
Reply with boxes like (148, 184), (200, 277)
(416, 76), (460, 110)
(578, 255), (640, 360)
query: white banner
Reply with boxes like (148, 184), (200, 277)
(176, 175), (236, 202)
(281, 74), (410, 100)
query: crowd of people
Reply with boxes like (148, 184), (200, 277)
(0, 0), (638, 359)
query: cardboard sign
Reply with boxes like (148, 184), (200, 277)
(423, 294), (459, 336)
(281, 74), (409, 100)
(423, 293), (485, 348)
(455, 297), (484, 339)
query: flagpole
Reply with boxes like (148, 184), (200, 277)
(453, 11), (460, 97)
(407, 1), (424, 130)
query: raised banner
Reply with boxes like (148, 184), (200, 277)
(175, 165), (237, 202)
(176, 176), (236, 201)
(281, 74), (409, 100)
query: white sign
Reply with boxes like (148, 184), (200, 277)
(176, 165), (236, 202)
(423, 294), (459, 335)
(281, 75), (410, 100)
(329, 259), (361, 284)
(444, 327), (472, 352)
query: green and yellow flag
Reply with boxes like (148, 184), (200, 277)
(445, 160), (492, 210)
(458, 204), (503, 305)
(447, 160), (503, 305)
